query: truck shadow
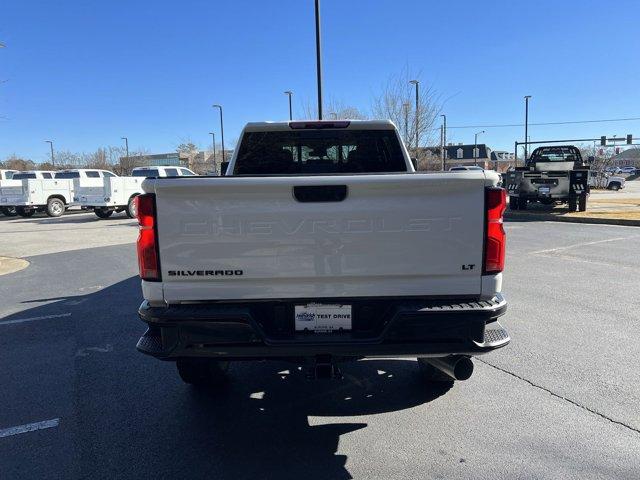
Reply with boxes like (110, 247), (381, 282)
(1, 274), (453, 480)
(178, 359), (452, 479)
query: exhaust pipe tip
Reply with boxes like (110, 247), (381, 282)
(452, 357), (474, 381)
(422, 356), (474, 381)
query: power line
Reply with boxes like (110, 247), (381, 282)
(444, 117), (640, 130)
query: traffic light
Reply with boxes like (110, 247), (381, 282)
(600, 136), (607, 146)
(627, 134), (633, 145)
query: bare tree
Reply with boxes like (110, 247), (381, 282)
(1, 155), (35, 171)
(371, 67), (441, 150)
(301, 97), (367, 121)
(176, 140), (200, 171)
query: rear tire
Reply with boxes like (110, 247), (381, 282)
(417, 358), (455, 384)
(608, 183), (620, 191)
(46, 198), (65, 217)
(94, 208), (114, 219)
(578, 194), (587, 212)
(16, 207), (35, 218)
(176, 359), (230, 387)
(508, 196), (519, 210)
(0, 206), (18, 217)
(125, 195), (138, 218)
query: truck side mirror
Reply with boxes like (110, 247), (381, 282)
(220, 161), (229, 175)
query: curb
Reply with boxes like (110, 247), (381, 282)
(505, 212), (640, 227)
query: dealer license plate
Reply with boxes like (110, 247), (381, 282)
(294, 304), (352, 333)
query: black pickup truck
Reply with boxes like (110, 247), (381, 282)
(506, 145), (590, 211)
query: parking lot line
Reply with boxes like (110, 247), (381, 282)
(529, 235), (639, 255)
(0, 418), (60, 438)
(0, 312), (72, 326)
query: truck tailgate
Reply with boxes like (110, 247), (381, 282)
(150, 174), (488, 302)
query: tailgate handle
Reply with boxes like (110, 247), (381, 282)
(293, 185), (348, 203)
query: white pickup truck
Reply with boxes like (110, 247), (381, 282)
(0, 169), (20, 216)
(0, 168), (118, 217)
(79, 166), (197, 219)
(135, 120), (509, 387)
(0, 170), (69, 217)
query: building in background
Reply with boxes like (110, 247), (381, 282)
(420, 143), (496, 170)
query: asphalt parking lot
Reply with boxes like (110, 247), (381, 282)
(1, 213), (639, 479)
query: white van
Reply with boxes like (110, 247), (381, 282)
(82, 166), (196, 219)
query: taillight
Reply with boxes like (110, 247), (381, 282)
(135, 194), (160, 281)
(484, 187), (506, 274)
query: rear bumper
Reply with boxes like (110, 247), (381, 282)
(137, 294), (509, 360)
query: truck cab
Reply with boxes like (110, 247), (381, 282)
(0, 169), (21, 180)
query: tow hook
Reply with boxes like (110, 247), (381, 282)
(308, 355), (342, 380)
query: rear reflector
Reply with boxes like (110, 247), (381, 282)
(135, 194), (160, 281)
(289, 121), (351, 129)
(484, 187), (506, 274)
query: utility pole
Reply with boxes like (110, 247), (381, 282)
(212, 104), (225, 163)
(284, 91), (293, 120)
(403, 103), (410, 146)
(440, 114), (447, 170)
(409, 80), (419, 150)
(45, 140), (55, 167)
(524, 95), (532, 160)
(209, 132), (216, 171)
(440, 125), (444, 171)
(314, 0), (323, 120)
(120, 137), (129, 161)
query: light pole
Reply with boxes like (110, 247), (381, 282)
(524, 95), (532, 160)
(209, 132), (216, 170)
(284, 91), (293, 120)
(121, 137), (129, 161)
(45, 140), (54, 167)
(212, 104), (225, 163)
(440, 114), (447, 169)
(409, 79), (419, 150)
(474, 130), (485, 166)
(314, 0), (323, 120)
(403, 103), (410, 146)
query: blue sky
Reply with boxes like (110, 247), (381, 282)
(1, 0), (638, 162)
